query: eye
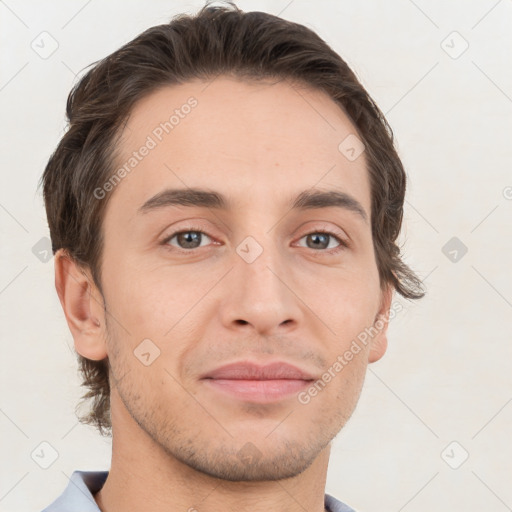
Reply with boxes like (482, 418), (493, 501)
(296, 230), (348, 254)
(161, 227), (349, 254)
(162, 228), (215, 251)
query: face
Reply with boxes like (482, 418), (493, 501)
(93, 76), (391, 481)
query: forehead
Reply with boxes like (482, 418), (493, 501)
(105, 76), (371, 221)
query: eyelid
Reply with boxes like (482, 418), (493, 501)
(159, 217), (220, 240)
(305, 228), (349, 245)
(160, 228), (351, 258)
(160, 224), (217, 247)
(294, 222), (351, 246)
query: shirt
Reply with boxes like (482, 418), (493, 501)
(41, 470), (357, 512)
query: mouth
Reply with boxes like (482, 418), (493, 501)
(200, 361), (316, 404)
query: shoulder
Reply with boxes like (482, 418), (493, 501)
(40, 470), (108, 512)
(325, 492), (358, 512)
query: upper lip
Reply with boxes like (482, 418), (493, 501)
(201, 361), (316, 381)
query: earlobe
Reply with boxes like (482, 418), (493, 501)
(54, 249), (107, 361)
(368, 329), (388, 363)
(368, 284), (393, 364)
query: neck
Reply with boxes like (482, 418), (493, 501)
(94, 389), (331, 512)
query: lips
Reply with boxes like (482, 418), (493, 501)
(200, 361), (316, 404)
(201, 361), (316, 381)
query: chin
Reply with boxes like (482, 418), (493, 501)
(165, 434), (331, 482)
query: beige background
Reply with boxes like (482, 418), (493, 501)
(1, 0), (511, 510)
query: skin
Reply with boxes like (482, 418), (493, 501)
(55, 76), (393, 512)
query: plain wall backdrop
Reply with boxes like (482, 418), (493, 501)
(1, 1), (511, 511)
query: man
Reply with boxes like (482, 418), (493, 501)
(40, 2), (424, 511)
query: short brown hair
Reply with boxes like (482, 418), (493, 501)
(40, 2), (425, 436)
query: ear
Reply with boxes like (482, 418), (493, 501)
(54, 249), (107, 360)
(368, 284), (394, 364)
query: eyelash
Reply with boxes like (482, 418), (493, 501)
(161, 226), (350, 255)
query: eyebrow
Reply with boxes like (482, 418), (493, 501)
(138, 187), (368, 223)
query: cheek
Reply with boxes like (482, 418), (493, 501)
(102, 230), (381, 344)
(102, 255), (221, 351)
(304, 276), (380, 392)
(103, 256), (176, 324)
(309, 269), (380, 333)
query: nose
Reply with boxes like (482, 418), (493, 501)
(218, 238), (304, 336)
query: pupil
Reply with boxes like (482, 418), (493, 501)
(309, 233), (328, 249)
(175, 232), (331, 250)
(179, 231), (200, 248)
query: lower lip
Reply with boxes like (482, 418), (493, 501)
(203, 378), (311, 403)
